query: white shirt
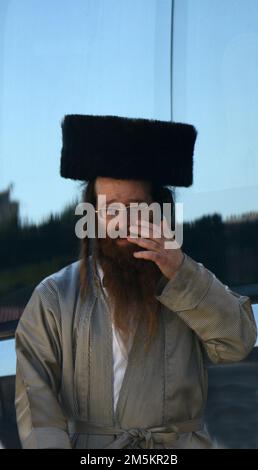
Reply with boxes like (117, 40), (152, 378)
(96, 262), (135, 413)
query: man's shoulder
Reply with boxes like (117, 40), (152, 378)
(30, 255), (95, 308)
(35, 259), (81, 298)
(17, 259), (94, 330)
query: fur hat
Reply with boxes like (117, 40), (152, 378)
(60, 114), (197, 187)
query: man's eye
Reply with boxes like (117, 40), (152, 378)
(106, 206), (121, 216)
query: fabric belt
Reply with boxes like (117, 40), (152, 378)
(68, 417), (204, 449)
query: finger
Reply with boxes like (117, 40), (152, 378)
(127, 236), (160, 251)
(133, 250), (163, 263)
(129, 223), (162, 241)
(139, 218), (174, 241)
(161, 217), (175, 239)
(135, 219), (162, 238)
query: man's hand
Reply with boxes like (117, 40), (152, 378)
(127, 218), (185, 280)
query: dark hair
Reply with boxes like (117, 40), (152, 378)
(79, 178), (175, 299)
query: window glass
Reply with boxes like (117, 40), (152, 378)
(172, 0), (258, 287)
(0, 0), (172, 306)
(0, 339), (16, 377)
(173, 0), (258, 214)
(252, 304), (258, 347)
(0, 0), (172, 225)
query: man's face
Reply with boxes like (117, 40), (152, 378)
(93, 177), (161, 352)
(95, 176), (153, 254)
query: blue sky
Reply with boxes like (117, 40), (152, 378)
(0, 0), (257, 225)
(173, 0), (258, 221)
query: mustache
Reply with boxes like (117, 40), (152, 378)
(96, 235), (145, 269)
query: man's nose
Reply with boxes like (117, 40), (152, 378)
(113, 212), (136, 236)
(113, 217), (129, 236)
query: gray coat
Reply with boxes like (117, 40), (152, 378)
(14, 253), (257, 449)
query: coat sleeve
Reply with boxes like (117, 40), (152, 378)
(15, 281), (72, 449)
(155, 253), (257, 364)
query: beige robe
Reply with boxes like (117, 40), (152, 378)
(14, 252), (257, 449)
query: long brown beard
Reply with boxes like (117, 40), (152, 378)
(94, 235), (162, 354)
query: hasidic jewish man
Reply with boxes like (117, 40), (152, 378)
(15, 114), (257, 449)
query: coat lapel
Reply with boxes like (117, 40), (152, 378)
(115, 307), (165, 428)
(87, 252), (165, 430)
